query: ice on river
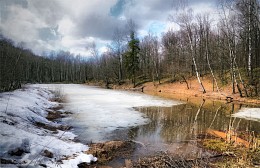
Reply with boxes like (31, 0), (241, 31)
(0, 85), (96, 167)
(39, 84), (182, 142)
(232, 108), (260, 122)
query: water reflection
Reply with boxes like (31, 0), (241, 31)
(104, 100), (260, 159)
(129, 101), (260, 145)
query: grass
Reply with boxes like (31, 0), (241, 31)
(203, 138), (260, 167)
(203, 139), (230, 153)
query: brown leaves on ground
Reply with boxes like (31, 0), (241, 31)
(34, 121), (71, 132)
(85, 140), (135, 164)
(132, 151), (214, 168)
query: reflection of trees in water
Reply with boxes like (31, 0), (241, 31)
(191, 99), (205, 146)
(135, 101), (260, 143)
(208, 105), (222, 129)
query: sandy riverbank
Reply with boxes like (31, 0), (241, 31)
(111, 77), (260, 105)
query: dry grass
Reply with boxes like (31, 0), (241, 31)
(203, 138), (260, 167)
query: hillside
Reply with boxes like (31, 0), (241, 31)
(112, 76), (260, 105)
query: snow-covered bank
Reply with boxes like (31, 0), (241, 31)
(0, 85), (96, 168)
(36, 84), (182, 142)
(0, 84), (180, 167)
(232, 108), (260, 122)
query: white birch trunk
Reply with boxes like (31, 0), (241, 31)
(205, 29), (220, 93)
(248, 0), (252, 77)
(187, 28), (206, 93)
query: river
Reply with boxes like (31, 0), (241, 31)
(41, 84), (260, 161)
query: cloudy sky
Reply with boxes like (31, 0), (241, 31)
(0, 0), (218, 57)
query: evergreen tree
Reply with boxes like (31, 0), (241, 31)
(124, 31), (140, 87)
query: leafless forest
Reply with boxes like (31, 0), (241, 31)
(1, 0), (259, 97)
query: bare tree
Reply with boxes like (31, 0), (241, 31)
(86, 42), (100, 81)
(140, 33), (161, 84)
(197, 14), (220, 93)
(110, 28), (127, 83)
(174, 8), (206, 93)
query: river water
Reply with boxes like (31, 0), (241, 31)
(48, 84), (181, 142)
(42, 84), (260, 161)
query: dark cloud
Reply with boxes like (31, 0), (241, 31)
(190, 0), (216, 4)
(0, 0), (217, 56)
(27, 0), (64, 27)
(147, 0), (175, 12)
(0, 0), (65, 55)
(110, 0), (127, 17)
(75, 13), (125, 40)
(0, 0), (28, 21)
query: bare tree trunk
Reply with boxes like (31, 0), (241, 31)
(188, 31), (206, 93)
(205, 26), (220, 93)
(119, 54), (123, 83)
(248, 0), (252, 79)
(235, 77), (243, 97)
(10, 51), (22, 90)
(221, 4), (237, 95)
(234, 61), (249, 97)
(181, 75), (190, 89)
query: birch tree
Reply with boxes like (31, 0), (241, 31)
(197, 14), (220, 92)
(175, 9), (206, 93)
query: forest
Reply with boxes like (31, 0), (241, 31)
(1, 0), (259, 97)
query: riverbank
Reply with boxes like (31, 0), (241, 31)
(84, 78), (260, 167)
(0, 85), (258, 167)
(0, 85), (97, 167)
(82, 139), (217, 168)
(80, 136), (260, 167)
(109, 77), (260, 105)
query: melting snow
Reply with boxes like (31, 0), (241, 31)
(232, 108), (260, 122)
(37, 84), (182, 142)
(0, 85), (96, 167)
(0, 84), (181, 167)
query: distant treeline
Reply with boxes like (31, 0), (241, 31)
(0, 38), (90, 92)
(1, 0), (260, 97)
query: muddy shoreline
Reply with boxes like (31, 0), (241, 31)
(80, 139), (217, 168)
(89, 77), (260, 105)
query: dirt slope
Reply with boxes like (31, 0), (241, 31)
(112, 77), (260, 105)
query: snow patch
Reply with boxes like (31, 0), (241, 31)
(35, 84), (182, 142)
(0, 85), (95, 167)
(232, 108), (260, 122)
(58, 153), (97, 168)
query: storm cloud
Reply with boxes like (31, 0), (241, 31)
(0, 0), (217, 56)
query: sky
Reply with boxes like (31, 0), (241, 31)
(0, 0), (218, 57)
